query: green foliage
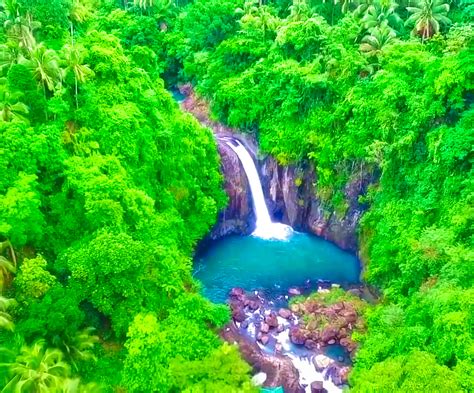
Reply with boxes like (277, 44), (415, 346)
(14, 255), (56, 301)
(0, 1), (235, 391)
(164, 1), (473, 391)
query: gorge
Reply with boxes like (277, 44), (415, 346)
(193, 125), (363, 391)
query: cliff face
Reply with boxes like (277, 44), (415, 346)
(179, 85), (369, 252)
(209, 140), (255, 239)
(261, 157), (370, 253)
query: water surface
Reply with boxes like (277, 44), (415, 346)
(194, 232), (360, 303)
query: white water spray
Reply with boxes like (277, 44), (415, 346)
(225, 139), (292, 240)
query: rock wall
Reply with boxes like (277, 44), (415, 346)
(179, 85), (370, 252)
(261, 158), (371, 253)
(209, 140), (255, 238)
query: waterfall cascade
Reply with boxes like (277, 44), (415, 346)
(225, 139), (293, 240)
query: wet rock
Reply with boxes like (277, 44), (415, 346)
(260, 323), (270, 334)
(265, 312), (279, 329)
(313, 354), (334, 371)
(259, 334), (269, 346)
(289, 287), (302, 296)
(341, 310), (358, 324)
(340, 337), (357, 353)
(326, 364), (350, 386)
(275, 343), (282, 352)
(232, 308), (246, 323)
(328, 339), (336, 345)
(317, 279), (332, 289)
(321, 327), (338, 343)
(241, 320), (249, 329)
(311, 381), (328, 393)
(277, 324), (285, 333)
(248, 300), (260, 311)
(278, 307), (292, 319)
(340, 366), (350, 384)
(230, 287), (245, 298)
(304, 339), (317, 350)
(289, 327), (306, 345)
(337, 328), (348, 339)
(210, 139), (255, 238)
(251, 372), (267, 386)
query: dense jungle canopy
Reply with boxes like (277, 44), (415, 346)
(0, 0), (472, 391)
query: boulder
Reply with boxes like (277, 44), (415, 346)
(265, 312), (279, 329)
(251, 372), (267, 387)
(321, 326), (338, 343)
(289, 327), (306, 345)
(232, 307), (246, 323)
(311, 381), (328, 393)
(326, 364), (350, 386)
(304, 339), (317, 350)
(341, 310), (357, 324)
(278, 308), (292, 319)
(259, 334), (270, 345)
(260, 323), (270, 334)
(230, 287), (245, 298)
(328, 339), (336, 345)
(277, 324), (285, 333)
(241, 320), (249, 329)
(313, 354), (333, 371)
(248, 300), (260, 311)
(289, 287), (302, 296)
(275, 343), (283, 352)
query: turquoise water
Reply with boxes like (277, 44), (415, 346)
(194, 232), (361, 303)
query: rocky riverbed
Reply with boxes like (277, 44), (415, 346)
(221, 284), (369, 392)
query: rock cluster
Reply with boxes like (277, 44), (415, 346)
(289, 299), (362, 357)
(229, 288), (294, 347)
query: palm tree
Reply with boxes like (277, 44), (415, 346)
(0, 238), (16, 290)
(288, 0), (311, 21)
(62, 44), (93, 109)
(53, 327), (99, 371)
(22, 43), (63, 98)
(405, 0), (451, 41)
(133, 0), (154, 10)
(0, 296), (15, 331)
(3, 12), (40, 54)
(0, 86), (29, 123)
(360, 22), (397, 57)
(1, 340), (70, 392)
(361, 0), (403, 34)
(0, 256), (16, 289)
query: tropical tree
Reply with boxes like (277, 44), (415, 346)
(52, 327), (99, 371)
(405, 0), (451, 40)
(360, 22), (397, 57)
(1, 340), (71, 392)
(288, 0), (311, 21)
(62, 44), (93, 108)
(0, 296), (15, 330)
(133, 0), (154, 10)
(0, 238), (16, 290)
(0, 84), (29, 122)
(23, 43), (63, 97)
(361, 0), (403, 34)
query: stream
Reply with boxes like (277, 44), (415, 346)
(193, 138), (361, 392)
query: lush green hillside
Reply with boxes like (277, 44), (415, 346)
(0, 0), (472, 392)
(0, 0), (255, 391)
(158, 0), (472, 390)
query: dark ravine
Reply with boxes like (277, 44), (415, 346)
(179, 85), (372, 252)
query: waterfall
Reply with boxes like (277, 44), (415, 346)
(225, 139), (293, 240)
